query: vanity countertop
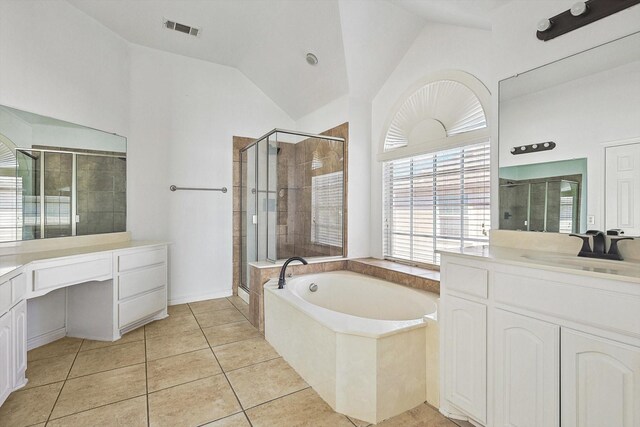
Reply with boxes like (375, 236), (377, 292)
(0, 240), (168, 283)
(439, 245), (640, 284)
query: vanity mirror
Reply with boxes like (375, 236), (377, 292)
(498, 31), (640, 235)
(0, 105), (126, 243)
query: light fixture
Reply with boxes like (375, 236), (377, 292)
(306, 53), (318, 66)
(570, 1), (588, 16)
(537, 18), (552, 32)
(537, 0), (640, 42)
(511, 141), (556, 155)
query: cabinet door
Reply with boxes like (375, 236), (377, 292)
(12, 300), (27, 387)
(0, 312), (12, 406)
(494, 309), (560, 427)
(562, 329), (640, 427)
(444, 295), (487, 423)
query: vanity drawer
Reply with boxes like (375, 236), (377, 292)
(118, 288), (165, 328)
(493, 272), (640, 338)
(0, 280), (10, 315)
(118, 265), (167, 300)
(117, 247), (166, 272)
(32, 255), (112, 292)
(445, 263), (488, 299)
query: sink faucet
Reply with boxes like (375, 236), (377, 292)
(278, 257), (308, 289)
(569, 229), (633, 261)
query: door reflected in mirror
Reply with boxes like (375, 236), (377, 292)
(0, 105), (126, 243)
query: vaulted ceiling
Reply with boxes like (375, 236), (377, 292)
(68, 0), (507, 120)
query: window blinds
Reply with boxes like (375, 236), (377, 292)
(311, 171), (343, 247)
(383, 141), (490, 266)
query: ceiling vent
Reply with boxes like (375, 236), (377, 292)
(164, 19), (201, 37)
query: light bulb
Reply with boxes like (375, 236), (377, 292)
(520, 146), (526, 151)
(570, 2), (588, 16)
(537, 19), (552, 32)
(532, 144), (538, 149)
(544, 142), (550, 148)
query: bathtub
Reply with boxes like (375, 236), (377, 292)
(264, 271), (439, 424)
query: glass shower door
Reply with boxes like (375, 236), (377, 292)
(241, 144), (257, 291)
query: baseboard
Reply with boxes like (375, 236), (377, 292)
(168, 289), (232, 305)
(28, 327), (66, 351)
(238, 287), (250, 304)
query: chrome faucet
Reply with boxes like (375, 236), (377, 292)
(278, 257), (308, 289)
(569, 229), (633, 261)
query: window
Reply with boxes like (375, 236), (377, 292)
(311, 171), (343, 247)
(383, 142), (490, 266)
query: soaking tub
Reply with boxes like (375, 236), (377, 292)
(264, 271), (439, 424)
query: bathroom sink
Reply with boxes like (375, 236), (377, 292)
(520, 254), (640, 276)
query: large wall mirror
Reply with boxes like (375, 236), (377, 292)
(0, 105), (126, 243)
(498, 31), (640, 235)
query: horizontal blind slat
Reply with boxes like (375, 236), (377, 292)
(383, 141), (490, 266)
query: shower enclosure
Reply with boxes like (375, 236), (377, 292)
(499, 177), (581, 233)
(239, 129), (346, 291)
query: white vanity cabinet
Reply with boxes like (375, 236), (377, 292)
(443, 295), (487, 424)
(493, 309), (559, 427)
(0, 272), (27, 407)
(0, 310), (12, 405)
(561, 329), (640, 427)
(440, 252), (640, 427)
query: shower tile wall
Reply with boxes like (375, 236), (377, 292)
(76, 155), (126, 235)
(43, 152), (73, 238)
(276, 122), (349, 258)
(276, 142), (296, 259)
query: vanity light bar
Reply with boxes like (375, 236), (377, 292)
(536, 0), (640, 41)
(510, 141), (556, 155)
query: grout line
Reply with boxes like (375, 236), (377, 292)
(221, 355), (283, 375)
(194, 410), (245, 427)
(78, 337), (145, 353)
(242, 386), (312, 412)
(44, 338), (84, 424)
(46, 393), (147, 423)
(208, 333), (265, 350)
(144, 326), (150, 427)
(60, 361), (146, 382)
(243, 410), (255, 427)
(147, 372), (224, 395)
(146, 346), (211, 363)
(189, 303), (246, 414)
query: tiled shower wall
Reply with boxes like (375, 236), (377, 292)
(277, 123), (349, 258)
(76, 155), (126, 235)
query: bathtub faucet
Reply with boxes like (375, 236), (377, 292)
(278, 257), (308, 289)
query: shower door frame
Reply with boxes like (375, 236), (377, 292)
(238, 128), (347, 293)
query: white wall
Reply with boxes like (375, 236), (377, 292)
(369, 23), (493, 258)
(129, 45), (294, 303)
(0, 0), (130, 136)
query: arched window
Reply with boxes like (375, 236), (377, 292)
(381, 71), (491, 266)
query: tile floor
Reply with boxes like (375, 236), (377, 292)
(0, 296), (469, 427)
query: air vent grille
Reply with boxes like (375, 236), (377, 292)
(163, 18), (201, 37)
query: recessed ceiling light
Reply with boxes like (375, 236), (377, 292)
(306, 53), (318, 66)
